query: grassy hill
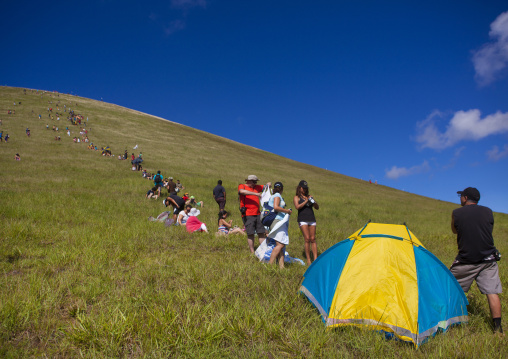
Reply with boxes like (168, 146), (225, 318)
(0, 86), (506, 357)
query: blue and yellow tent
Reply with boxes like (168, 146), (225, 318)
(299, 222), (468, 347)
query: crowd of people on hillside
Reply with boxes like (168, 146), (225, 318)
(5, 88), (504, 335)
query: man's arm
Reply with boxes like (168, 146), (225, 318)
(451, 213), (457, 234)
(168, 197), (178, 207)
(238, 187), (261, 197)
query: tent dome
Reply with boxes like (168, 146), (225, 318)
(299, 222), (468, 347)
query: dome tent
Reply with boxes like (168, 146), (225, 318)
(299, 222), (468, 347)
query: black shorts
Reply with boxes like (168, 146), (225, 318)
(173, 203), (185, 215)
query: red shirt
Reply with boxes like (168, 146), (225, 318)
(238, 184), (263, 216)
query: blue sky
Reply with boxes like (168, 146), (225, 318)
(2, 1), (508, 213)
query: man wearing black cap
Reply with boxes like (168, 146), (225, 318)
(450, 187), (503, 335)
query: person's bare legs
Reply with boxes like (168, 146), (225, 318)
(487, 294), (502, 318)
(300, 225), (312, 265)
(258, 234), (266, 245)
(487, 294), (503, 334)
(269, 242), (285, 268)
(278, 249), (285, 269)
(309, 225), (318, 262)
(247, 234), (255, 253)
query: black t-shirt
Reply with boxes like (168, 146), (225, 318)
(297, 196), (316, 222)
(169, 194), (185, 208)
(213, 185), (226, 199)
(453, 204), (495, 264)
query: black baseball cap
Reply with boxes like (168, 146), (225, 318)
(457, 187), (480, 202)
(298, 180), (308, 189)
(274, 181), (283, 189)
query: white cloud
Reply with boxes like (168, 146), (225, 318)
(415, 109), (508, 150)
(472, 11), (508, 86)
(487, 144), (508, 161)
(385, 160), (430, 180)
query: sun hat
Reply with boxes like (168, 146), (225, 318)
(457, 187), (480, 202)
(246, 175), (259, 181)
(189, 208), (201, 217)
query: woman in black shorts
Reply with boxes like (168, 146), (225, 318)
(293, 180), (319, 265)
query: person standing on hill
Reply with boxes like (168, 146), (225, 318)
(268, 182), (292, 269)
(213, 180), (226, 210)
(153, 171), (164, 196)
(238, 175), (271, 253)
(166, 177), (177, 195)
(450, 187), (503, 335)
(293, 180), (319, 265)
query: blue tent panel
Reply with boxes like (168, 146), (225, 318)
(414, 246), (468, 343)
(300, 239), (354, 321)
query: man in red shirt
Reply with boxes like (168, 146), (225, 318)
(238, 175), (271, 253)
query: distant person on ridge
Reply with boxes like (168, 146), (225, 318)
(450, 187), (503, 335)
(238, 175), (271, 253)
(213, 180), (226, 210)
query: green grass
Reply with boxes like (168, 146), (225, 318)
(0, 86), (507, 357)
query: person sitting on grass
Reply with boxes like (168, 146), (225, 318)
(146, 186), (159, 200)
(177, 205), (193, 226)
(186, 195), (204, 208)
(15, 153), (20, 161)
(216, 210), (245, 236)
(186, 208), (208, 233)
(176, 179), (184, 193)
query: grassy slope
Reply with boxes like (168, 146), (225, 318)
(0, 86), (506, 357)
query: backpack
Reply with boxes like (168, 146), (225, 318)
(261, 202), (277, 227)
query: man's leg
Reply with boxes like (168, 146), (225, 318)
(487, 294), (503, 334)
(476, 262), (503, 334)
(487, 294), (502, 318)
(247, 234), (255, 253)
